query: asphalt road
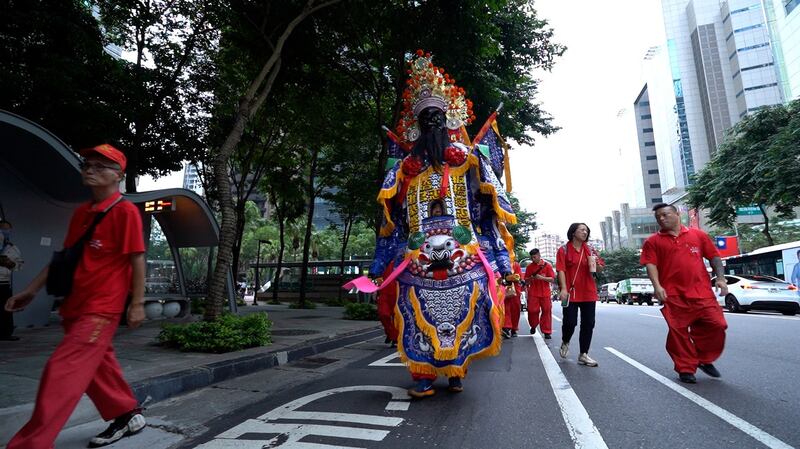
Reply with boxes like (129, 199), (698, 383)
(51, 302), (800, 449)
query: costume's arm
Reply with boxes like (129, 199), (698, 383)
(369, 224), (404, 277)
(478, 214), (512, 276)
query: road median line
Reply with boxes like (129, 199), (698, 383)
(533, 333), (609, 449)
(605, 346), (793, 449)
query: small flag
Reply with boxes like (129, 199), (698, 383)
(715, 236), (740, 257)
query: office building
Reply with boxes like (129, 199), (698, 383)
(633, 85), (664, 207)
(762, 0), (800, 100)
(601, 203), (659, 250)
(531, 231), (565, 262)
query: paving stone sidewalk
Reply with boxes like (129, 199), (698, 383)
(0, 303), (383, 446)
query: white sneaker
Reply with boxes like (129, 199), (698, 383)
(578, 353), (598, 367)
(88, 412), (146, 447)
(559, 342), (569, 358)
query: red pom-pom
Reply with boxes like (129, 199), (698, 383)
(402, 157), (424, 176)
(444, 146), (467, 166)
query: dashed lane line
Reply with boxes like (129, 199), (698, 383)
(533, 333), (609, 449)
(605, 347), (794, 449)
(638, 313), (661, 318)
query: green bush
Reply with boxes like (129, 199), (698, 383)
(288, 301), (317, 309)
(343, 303), (378, 321)
(325, 297), (348, 307)
(190, 297), (206, 315)
(157, 312), (272, 353)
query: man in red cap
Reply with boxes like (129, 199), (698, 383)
(5, 144), (148, 448)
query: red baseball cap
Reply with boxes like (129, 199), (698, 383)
(79, 144), (127, 171)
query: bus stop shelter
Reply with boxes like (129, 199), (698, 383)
(0, 109), (234, 327)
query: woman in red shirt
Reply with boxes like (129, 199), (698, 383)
(556, 223), (604, 367)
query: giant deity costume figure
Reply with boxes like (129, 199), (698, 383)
(346, 50), (519, 397)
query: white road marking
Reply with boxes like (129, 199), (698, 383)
(638, 313), (661, 318)
(368, 352), (406, 367)
(197, 386), (411, 448)
(723, 312), (800, 321)
(605, 347), (794, 449)
(533, 333), (609, 449)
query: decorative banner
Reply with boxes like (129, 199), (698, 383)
(715, 236), (740, 258)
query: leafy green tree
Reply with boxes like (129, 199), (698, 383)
(596, 248), (645, 285)
(688, 101), (800, 246)
(710, 221), (800, 254)
(506, 192), (537, 256)
(0, 0), (129, 148)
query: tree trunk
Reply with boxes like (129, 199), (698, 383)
(758, 204), (774, 246)
(337, 215), (353, 301)
(230, 201), (248, 289)
(272, 213), (286, 303)
(204, 0), (340, 320)
(298, 147), (320, 307)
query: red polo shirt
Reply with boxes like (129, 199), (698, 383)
(556, 243), (602, 302)
(60, 192), (145, 318)
(525, 260), (555, 297)
(639, 226), (718, 298)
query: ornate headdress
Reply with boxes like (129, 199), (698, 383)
(396, 50), (475, 144)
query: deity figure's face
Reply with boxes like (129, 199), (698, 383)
(412, 107), (449, 167)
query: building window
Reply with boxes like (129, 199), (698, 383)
(745, 82), (779, 92)
(642, 127), (653, 133)
(644, 142), (655, 147)
(640, 101), (650, 106)
(732, 70), (740, 79)
(651, 197), (663, 204)
(786, 0), (799, 14)
(649, 183), (661, 188)
(648, 169), (659, 174)
(646, 155), (657, 161)
(731, 4), (761, 14)
(641, 114), (651, 119)
(734, 24), (763, 34)
(736, 89), (745, 98)
(741, 62), (774, 72)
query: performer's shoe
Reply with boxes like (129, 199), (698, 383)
(501, 328), (511, 339)
(698, 363), (721, 378)
(544, 333), (552, 339)
(88, 408), (146, 447)
(408, 379), (436, 398)
(679, 373), (697, 384)
(511, 330), (518, 337)
(447, 377), (464, 393)
(578, 353), (598, 367)
(390, 340), (397, 348)
(530, 328), (536, 335)
(384, 337), (391, 344)
(559, 342), (569, 358)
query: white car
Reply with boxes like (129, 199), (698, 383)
(713, 275), (800, 315)
(598, 283), (620, 303)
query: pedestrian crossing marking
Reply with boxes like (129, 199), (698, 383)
(368, 352), (405, 367)
(195, 386), (411, 448)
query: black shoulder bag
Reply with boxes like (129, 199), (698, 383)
(46, 197), (122, 297)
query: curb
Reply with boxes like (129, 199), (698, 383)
(131, 326), (385, 405)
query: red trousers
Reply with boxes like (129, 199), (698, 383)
(527, 295), (553, 334)
(8, 314), (138, 449)
(661, 296), (728, 374)
(503, 293), (521, 331)
(377, 283), (398, 342)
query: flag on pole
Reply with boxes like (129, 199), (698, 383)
(473, 112), (512, 192)
(715, 236), (740, 257)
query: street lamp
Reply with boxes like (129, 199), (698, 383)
(254, 239), (271, 305)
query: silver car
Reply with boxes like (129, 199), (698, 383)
(713, 275), (800, 315)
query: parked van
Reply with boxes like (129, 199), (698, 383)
(616, 278), (655, 305)
(598, 283), (620, 303)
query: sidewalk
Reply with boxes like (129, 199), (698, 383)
(0, 303), (383, 445)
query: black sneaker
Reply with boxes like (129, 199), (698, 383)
(511, 330), (518, 337)
(501, 328), (511, 339)
(698, 363), (721, 378)
(544, 333), (552, 340)
(88, 409), (146, 447)
(384, 337), (391, 344)
(679, 373), (697, 384)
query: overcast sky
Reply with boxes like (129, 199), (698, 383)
(510, 0), (666, 237)
(141, 0), (668, 239)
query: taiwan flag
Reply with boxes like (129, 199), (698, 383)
(715, 236), (740, 257)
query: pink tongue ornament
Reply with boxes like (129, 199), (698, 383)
(342, 258), (411, 293)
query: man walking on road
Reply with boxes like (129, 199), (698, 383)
(640, 203), (728, 384)
(5, 144), (147, 448)
(525, 249), (554, 338)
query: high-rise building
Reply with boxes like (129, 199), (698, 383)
(531, 231), (565, 263)
(653, 0), (784, 205)
(762, 0), (800, 101)
(633, 84), (664, 207)
(182, 162), (203, 195)
(600, 203), (660, 250)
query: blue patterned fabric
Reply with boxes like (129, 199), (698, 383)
(478, 126), (505, 182)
